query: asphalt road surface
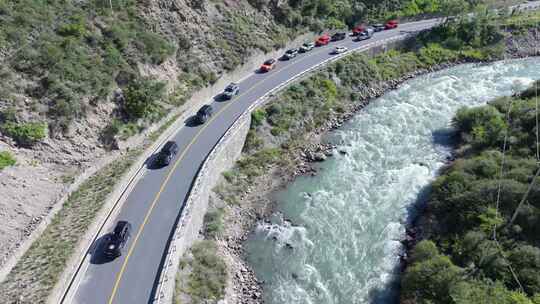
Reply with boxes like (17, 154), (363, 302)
(70, 18), (442, 304)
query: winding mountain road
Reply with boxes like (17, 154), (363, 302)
(65, 18), (444, 304)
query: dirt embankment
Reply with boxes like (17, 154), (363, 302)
(208, 31), (540, 304)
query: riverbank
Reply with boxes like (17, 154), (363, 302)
(185, 20), (540, 304)
(400, 79), (540, 303)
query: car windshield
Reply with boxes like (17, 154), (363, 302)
(225, 86), (235, 92)
(264, 60), (274, 65)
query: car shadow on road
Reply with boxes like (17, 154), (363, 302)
(184, 116), (202, 128)
(254, 68), (269, 74)
(278, 56), (290, 61)
(213, 94), (228, 103)
(89, 234), (116, 265)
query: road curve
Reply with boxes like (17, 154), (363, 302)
(68, 19), (441, 304)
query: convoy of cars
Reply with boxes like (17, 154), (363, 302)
(101, 19), (401, 258)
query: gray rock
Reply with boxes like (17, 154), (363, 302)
(312, 152), (326, 162)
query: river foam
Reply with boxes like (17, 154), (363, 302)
(245, 58), (540, 304)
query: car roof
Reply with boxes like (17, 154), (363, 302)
(163, 141), (178, 151)
(114, 221), (130, 234)
(226, 82), (238, 88)
(264, 59), (275, 64)
(200, 104), (212, 111)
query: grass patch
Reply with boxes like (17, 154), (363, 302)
(0, 122), (47, 146)
(177, 241), (227, 304)
(0, 146), (142, 302)
(203, 208), (225, 239)
(0, 150), (16, 170)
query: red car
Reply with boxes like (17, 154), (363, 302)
(385, 20), (399, 29)
(352, 25), (366, 36)
(315, 34), (330, 46)
(259, 59), (276, 72)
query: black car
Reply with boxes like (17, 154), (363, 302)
(222, 83), (239, 100)
(373, 24), (385, 32)
(156, 141), (179, 166)
(331, 32), (346, 41)
(196, 104), (213, 124)
(103, 221), (132, 258)
(283, 48), (299, 60)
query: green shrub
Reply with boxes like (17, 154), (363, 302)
(1, 122), (47, 146)
(123, 78), (166, 120)
(453, 105), (507, 148)
(0, 151), (16, 170)
(419, 43), (458, 65)
(251, 109), (266, 127)
(57, 19), (86, 37)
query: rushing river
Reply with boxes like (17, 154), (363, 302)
(245, 58), (540, 304)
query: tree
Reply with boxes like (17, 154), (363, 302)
(401, 241), (463, 304)
(440, 0), (469, 19)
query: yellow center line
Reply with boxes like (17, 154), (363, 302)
(106, 43), (335, 304)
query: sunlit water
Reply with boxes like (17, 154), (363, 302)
(245, 58), (540, 304)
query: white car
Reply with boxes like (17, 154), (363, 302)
(332, 46), (348, 54)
